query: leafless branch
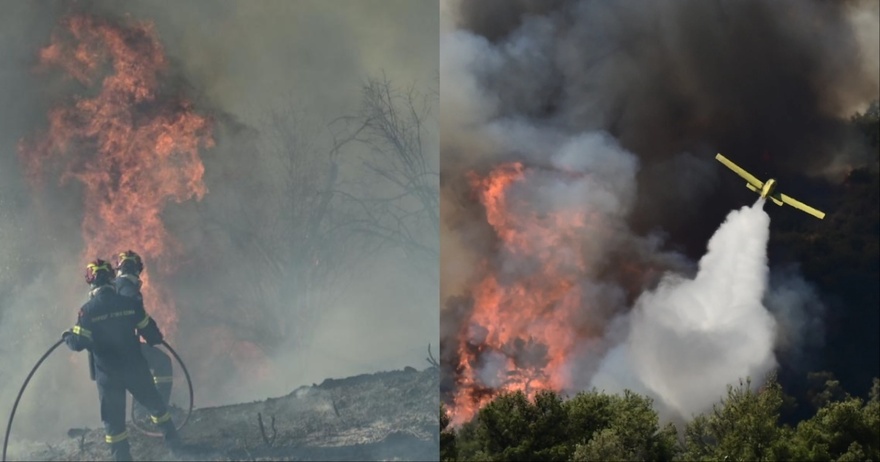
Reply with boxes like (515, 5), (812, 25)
(426, 343), (439, 368)
(257, 412), (277, 447)
(185, 101), (384, 354)
(329, 73), (439, 276)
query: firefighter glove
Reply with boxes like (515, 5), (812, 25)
(146, 332), (164, 347)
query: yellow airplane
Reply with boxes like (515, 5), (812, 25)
(715, 153), (826, 220)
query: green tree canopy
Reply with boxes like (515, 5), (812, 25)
(442, 375), (879, 462)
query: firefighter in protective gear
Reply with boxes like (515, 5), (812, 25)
(115, 250), (174, 420)
(63, 259), (181, 461)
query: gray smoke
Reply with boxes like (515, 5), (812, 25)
(764, 264), (827, 370)
(440, 0), (872, 423)
(1, 0), (437, 453)
(444, 0), (879, 236)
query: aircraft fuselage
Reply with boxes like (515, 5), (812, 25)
(760, 178), (777, 199)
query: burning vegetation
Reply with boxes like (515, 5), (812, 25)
(450, 162), (592, 424)
(446, 156), (682, 425)
(18, 14), (214, 340)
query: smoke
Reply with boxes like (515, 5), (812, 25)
(590, 200), (777, 421)
(440, 0), (869, 423)
(0, 262), (99, 458)
(1, 0), (437, 449)
(446, 0), (879, 236)
(764, 264), (827, 370)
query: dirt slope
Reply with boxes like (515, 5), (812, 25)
(10, 367), (439, 461)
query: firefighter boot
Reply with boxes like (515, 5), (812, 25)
(109, 439), (133, 462)
(158, 419), (182, 452)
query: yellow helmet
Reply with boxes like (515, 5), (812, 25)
(116, 250), (144, 275)
(85, 259), (114, 285)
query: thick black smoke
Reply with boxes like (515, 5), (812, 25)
(451, 0), (877, 250)
(440, 0), (877, 422)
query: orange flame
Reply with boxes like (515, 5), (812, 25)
(449, 162), (613, 425)
(19, 15), (214, 339)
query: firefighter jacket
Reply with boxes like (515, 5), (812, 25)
(65, 285), (164, 372)
(114, 273), (175, 396)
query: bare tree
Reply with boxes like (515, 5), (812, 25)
(252, 105), (378, 348)
(168, 74), (438, 356)
(331, 74), (439, 277)
(182, 107), (374, 353)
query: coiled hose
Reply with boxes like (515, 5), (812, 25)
(129, 342), (193, 437)
(2, 340), (193, 462)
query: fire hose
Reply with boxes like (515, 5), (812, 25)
(3, 340), (193, 462)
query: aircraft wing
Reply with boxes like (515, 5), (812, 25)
(778, 193), (826, 220)
(715, 153), (764, 189)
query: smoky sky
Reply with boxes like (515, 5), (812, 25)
(454, 0), (877, 159)
(0, 0), (438, 448)
(447, 0), (878, 250)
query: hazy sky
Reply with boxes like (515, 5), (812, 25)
(126, 0), (439, 124)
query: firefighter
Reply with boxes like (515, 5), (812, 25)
(63, 259), (181, 461)
(114, 250), (174, 420)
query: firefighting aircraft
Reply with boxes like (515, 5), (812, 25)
(715, 153), (826, 220)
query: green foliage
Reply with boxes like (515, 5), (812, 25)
(786, 376), (880, 461)
(467, 390), (569, 461)
(445, 388), (677, 462)
(440, 404), (457, 462)
(807, 371), (847, 409)
(440, 375), (879, 462)
(867, 379), (880, 443)
(678, 376), (791, 462)
(569, 389), (677, 461)
(571, 428), (630, 461)
(565, 389), (615, 443)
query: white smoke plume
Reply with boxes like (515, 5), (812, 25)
(591, 200), (778, 421)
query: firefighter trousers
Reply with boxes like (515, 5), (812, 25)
(135, 344), (173, 408)
(97, 363), (176, 461)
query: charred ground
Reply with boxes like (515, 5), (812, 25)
(9, 367), (439, 462)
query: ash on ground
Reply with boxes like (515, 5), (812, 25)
(9, 367), (439, 462)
